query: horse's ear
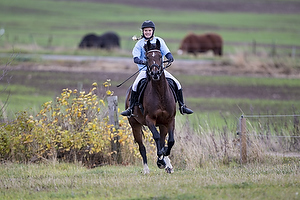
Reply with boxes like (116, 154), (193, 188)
(144, 40), (151, 52)
(156, 39), (161, 50)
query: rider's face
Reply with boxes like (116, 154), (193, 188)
(143, 28), (153, 38)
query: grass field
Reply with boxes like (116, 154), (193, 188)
(0, 162), (299, 200)
(0, 0), (300, 55)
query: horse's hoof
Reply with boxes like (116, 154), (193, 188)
(165, 167), (174, 174)
(143, 164), (150, 174)
(157, 158), (166, 169)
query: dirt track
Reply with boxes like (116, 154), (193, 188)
(10, 54), (300, 103)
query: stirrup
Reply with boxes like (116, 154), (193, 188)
(180, 105), (193, 115)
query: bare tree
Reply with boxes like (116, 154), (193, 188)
(0, 32), (16, 121)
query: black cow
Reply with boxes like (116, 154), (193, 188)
(79, 32), (120, 50)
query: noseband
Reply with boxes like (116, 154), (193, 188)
(146, 50), (163, 80)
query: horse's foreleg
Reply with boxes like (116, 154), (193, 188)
(160, 122), (175, 157)
(165, 129), (175, 156)
(147, 123), (163, 158)
(164, 156), (174, 173)
(148, 123), (166, 169)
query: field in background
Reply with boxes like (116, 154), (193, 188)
(0, 0), (300, 56)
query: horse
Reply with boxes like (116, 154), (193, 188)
(78, 32), (120, 50)
(177, 32), (223, 56)
(124, 39), (176, 174)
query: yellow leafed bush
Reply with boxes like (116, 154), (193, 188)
(0, 80), (155, 167)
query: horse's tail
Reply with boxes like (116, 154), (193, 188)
(142, 127), (147, 138)
(124, 86), (132, 109)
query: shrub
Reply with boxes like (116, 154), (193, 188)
(0, 81), (155, 167)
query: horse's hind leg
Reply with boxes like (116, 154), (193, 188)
(131, 124), (149, 174)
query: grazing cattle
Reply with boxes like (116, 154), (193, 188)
(78, 32), (120, 50)
(178, 33), (223, 56)
(78, 34), (99, 48)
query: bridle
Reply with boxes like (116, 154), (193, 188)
(146, 49), (163, 80)
(146, 49), (172, 81)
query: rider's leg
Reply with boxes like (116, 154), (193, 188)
(176, 89), (193, 115)
(164, 71), (193, 115)
(121, 71), (147, 116)
(120, 90), (138, 116)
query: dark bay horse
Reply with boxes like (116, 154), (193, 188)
(124, 39), (176, 174)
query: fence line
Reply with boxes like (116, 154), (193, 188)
(245, 134), (300, 138)
(244, 114), (300, 118)
(238, 114), (300, 164)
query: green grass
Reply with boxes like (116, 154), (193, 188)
(0, 84), (52, 119)
(0, 162), (299, 200)
(0, 0), (299, 54)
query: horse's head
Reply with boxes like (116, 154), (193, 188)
(144, 39), (163, 81)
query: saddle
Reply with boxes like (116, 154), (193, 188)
(135, 77), (178, 114)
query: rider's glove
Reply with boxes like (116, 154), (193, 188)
(142, 60), (148, 66)
(165, 52), (174, 63)
(134, 57), (147, 65)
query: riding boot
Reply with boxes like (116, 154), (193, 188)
(177, 89), (193, 115)
(121, 90), (138, 116)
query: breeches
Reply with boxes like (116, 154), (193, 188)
(132, 70), (181, 92)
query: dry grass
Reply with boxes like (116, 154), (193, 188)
(166, 116), (300, 170)
(226, 49), (300, 78)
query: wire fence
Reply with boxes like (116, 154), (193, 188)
(238, 114), (300, 164)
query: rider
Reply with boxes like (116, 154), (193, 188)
(121, 20), (193, 116)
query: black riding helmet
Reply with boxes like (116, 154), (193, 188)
(141, 20), (155, 39)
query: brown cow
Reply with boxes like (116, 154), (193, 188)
(206, 33), (223, 56)
(178, 33), (223, 56)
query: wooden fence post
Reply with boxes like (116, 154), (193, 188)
(107, 96), (121, 163)
(239, 115), (247, 164)
(107, 96), (119, 129)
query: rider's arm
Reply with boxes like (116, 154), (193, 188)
(132, 40), (147, 67)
